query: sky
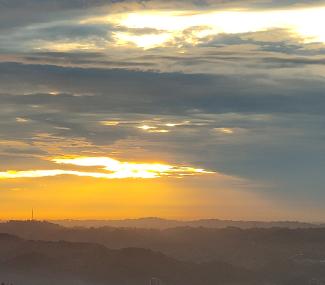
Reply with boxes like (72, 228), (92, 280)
(0, 0), (325, 221)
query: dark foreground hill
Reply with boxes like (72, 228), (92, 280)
(0, 233), (255, 285)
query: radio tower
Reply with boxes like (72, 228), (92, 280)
(31, 208), (34, 221)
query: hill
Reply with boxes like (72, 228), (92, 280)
(0, 233), (254, 285)
(2, 221), (325, 284)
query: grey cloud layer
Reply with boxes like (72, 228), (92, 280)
(1, 62), (324, 115)
(0, 62), (324, 198)
(1, 0), (325, 76)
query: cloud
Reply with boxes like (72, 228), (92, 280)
(102, 7), (325, 49)
(2, 1), (325, 82)
(1, 62), (325, 116)
(0, 0), (115, 31)
(0, 156), (214, 180)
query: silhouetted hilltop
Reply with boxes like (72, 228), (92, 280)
(0, 220), (62, 239)
(0, 233), (21, 242)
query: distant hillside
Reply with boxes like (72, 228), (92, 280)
(0, 233), (255, 285)
(1, 221), (325, 275)
(51, 217), (319, 229)
(1, 226), (325, 284)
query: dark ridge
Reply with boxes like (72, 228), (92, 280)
(0, 233), (21, 241)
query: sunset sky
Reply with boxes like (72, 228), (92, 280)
(1, 0), (325, 221)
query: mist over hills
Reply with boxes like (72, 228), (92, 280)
(1, 221), (325, 284)
(1, 220), (325, 266)
(51, 217), (319, 230)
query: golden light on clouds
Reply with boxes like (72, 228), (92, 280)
(137, 125), (170, 133)
(215, 128), (235, 134)
(0, 170), (116, 179)
(0, 156), (214, 180)
(96, 7), (325, 49)
(138, 125), (157, 131)
(149, 129), (170, 133)
(165, 121), (191, 127)
(165, 123), (179, 127)
(15, 117), (29, 123)
(100, 120), (120, 126)
(35, 41), (104, 52)
(113, 32), (172, 49)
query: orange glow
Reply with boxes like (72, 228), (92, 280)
(0, 174), (287, 221)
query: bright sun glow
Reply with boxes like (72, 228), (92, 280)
(88, 7), (325, 49)
(137, 125), (170, 133)
(0, 157), (214, 180)
(100, 121), (120, 126)
(138, 125), (157, 131)
(113, 32), (172, 49)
